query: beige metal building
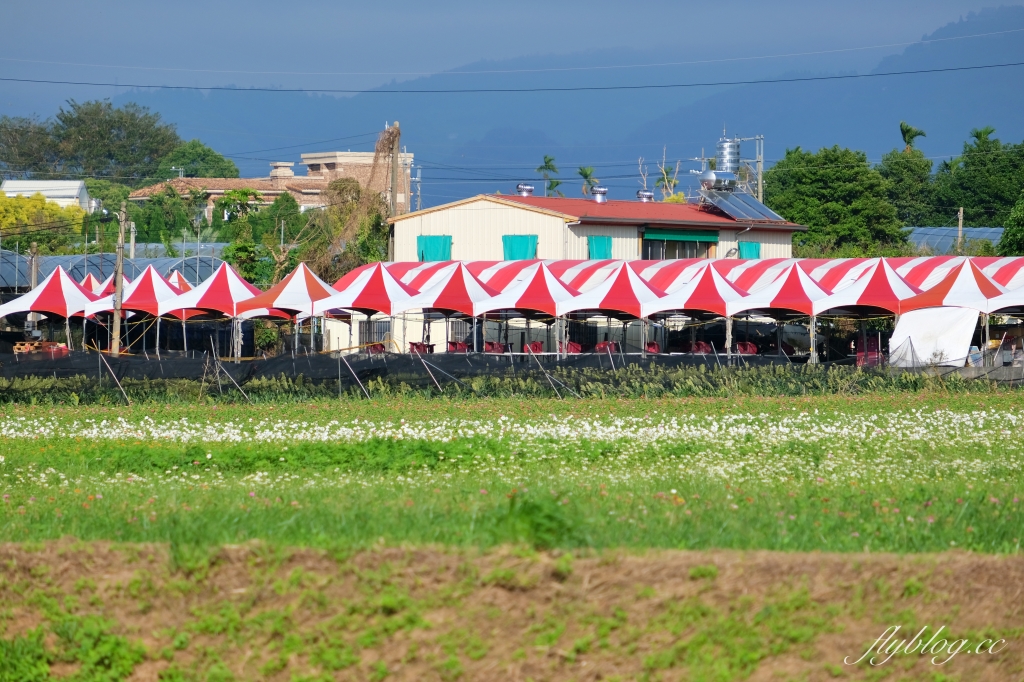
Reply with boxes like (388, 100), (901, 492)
(389, 191), (803, 262)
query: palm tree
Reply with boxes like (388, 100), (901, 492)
(547, 179), (564, 197)
(536, 155), (559, 196)
(970, 126), (996, 143)
(900, 121), (927, 153)
(578, 166), (598, 196)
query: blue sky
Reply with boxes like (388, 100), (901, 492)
(1, 0), (1010, 115)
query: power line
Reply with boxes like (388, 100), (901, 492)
(2, 27), (1021, 77)
(2, 61), (1023, 95)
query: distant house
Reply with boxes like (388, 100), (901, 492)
(1, 180), (94, 212)
(130, 149), (416, 221)
(128, 163), (328, 221)
(389, 190), (804, 262)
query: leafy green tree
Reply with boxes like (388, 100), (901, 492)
(249, 192), (307, 244)
(546, 179), (564, 197)
(577, 166), (598, 196)
(997, 190), (1024, 256)
(51, 100), (180, 185)
(222, 240), (273, 286)
(877, 122), (933, 226)
(132, 187), (201, 245)
(764, 146), (906, 256)
(155, 140), (238, 180)
(930, 127), (1024, 227)
(536, 155), (559, 197)
(216, 188), (263, 241)
(0, 115), (58, 178)
(83, 179), (131, 211)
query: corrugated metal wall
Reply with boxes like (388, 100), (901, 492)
(395, 199), (567, 261)
(717, 229), (793, 259)
(394, 198), (792, 263)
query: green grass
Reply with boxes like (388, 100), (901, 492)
(1, 392), (1022, 554)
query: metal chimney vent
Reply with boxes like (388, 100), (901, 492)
(591, 186), (609, 203)
(636, 189), (654, 202)
(516, 183), (535, 197)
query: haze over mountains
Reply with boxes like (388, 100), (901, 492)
(107, 6), (1024, 208)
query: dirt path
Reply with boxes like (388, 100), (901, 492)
(2, 541), (1021, 681)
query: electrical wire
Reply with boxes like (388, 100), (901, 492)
(2, 27), (1021, 77)
(3, 61), (1023, 94)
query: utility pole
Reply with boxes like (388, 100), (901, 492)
(390, 121), (401, 217)
(280, 219), (285, 248)
(27, 242), (38, 332)
(958, 207), (964, 253)
(129, 222), (136, 259)
(756, 135), (764, 203)
(111, 202), (127, 357)
(415, 167), (422, 211)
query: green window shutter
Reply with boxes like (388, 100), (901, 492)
(738, 241), (761, 259)
(587, 235), (613, 259)
(417, 235), (452, 262)
(502, 234), (538, 260)
(643, 228), (719, 243)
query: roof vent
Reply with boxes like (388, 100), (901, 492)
(591, 186), (608, 203)
(636, 189), (654, 202)
(516, 183), (535, 197)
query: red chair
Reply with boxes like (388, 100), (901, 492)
(559, 341), (582, 354)
(447, 342), (468, 353)
(409, 342), (432, 354)
(595, 341), (618, 353)
(645, 341), (661, 354)
(736, 341), (757, 355)
(523, 341), (544, 354)
(484, 341), (507, 353)
(692, 341), (713, 354)
(366, 343), (386, 355)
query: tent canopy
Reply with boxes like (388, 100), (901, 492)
(727, 264), (830, 317)
(236, 263), (335, 316)
(900, 260), (1006, 313)
(478, 262), (580, 317)
(393, 262), (500, 317)
(648, 262), (748, 318)
(0, 266), (97, 320)
(813, 259), (919, 316)
(316, 262), (417, 316)
(564, 262), (667, 319)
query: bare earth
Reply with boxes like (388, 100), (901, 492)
(1, 541), (1022, 681)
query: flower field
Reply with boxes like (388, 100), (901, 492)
(2, 393), (1022, 553)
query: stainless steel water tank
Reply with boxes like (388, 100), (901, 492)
(716, 137), (741, 173)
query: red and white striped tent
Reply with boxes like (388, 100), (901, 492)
(236, 263), (335, 317)
(95, 273), (131, 297)
(647, 261), (748, 318)
(84, 265), (197, 319)
(900, 259), (1007, 313)
(813, 259), (920, 315)
(317, 263), (417, 316)
(167, 271), (192, 292)
(631, 259), (708, 293)
(466, 260), (543, 292)
(80, 272), (104, 295)
(393, 262), (500, 317)
(728, 264), (831, 317)
(158, 262), (286, 318)
(0, 266), (97, 319)
(564, 262), (667, 318)
(478, 262), (581, 317)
